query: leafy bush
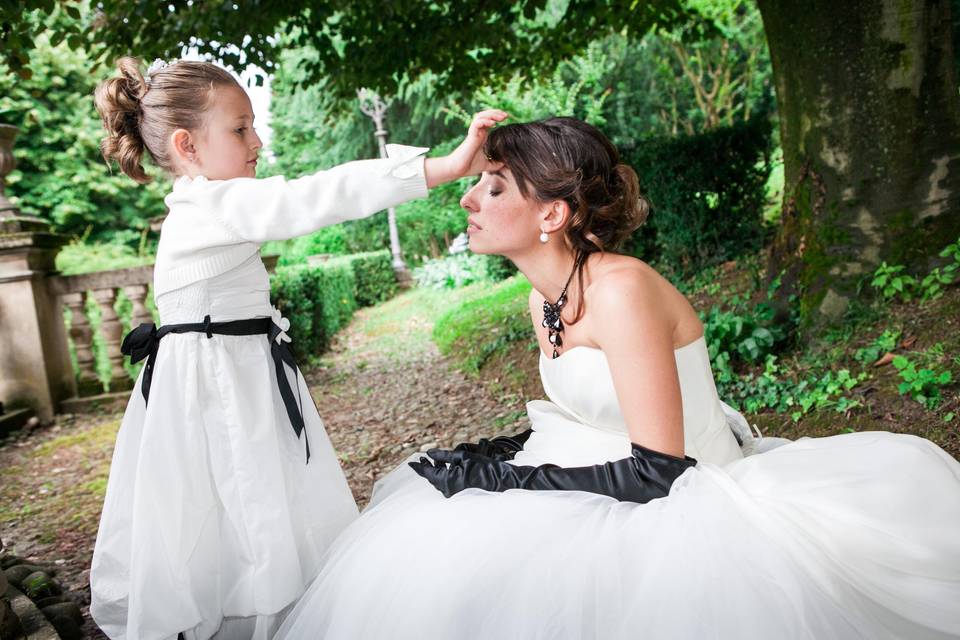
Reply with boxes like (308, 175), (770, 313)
(701, 296), (789, 368)
(853, 329), (901, 365)
(893, 355), (954, 410)
(413, 252), (505, 290)
(328, 250), (397, 307)
(869, 237), (960, 303)
(716, 354), (867, 421)
(870, 262), (918, 301)
(270, 263), (357, 360)
(55, 239), (154, 275)
(433, 276), (535, 373)
(0, 30), (167, 243)
(621, 113), (773, 273)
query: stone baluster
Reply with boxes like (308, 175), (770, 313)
(123, 284), (153, 328)
(90, 288), (133, 392)
(61, 292), (102, 397)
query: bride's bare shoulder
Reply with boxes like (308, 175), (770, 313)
(583, 254), (702, 343)
(584, 253), (666, 298)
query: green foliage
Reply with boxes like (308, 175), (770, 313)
(922, 237), (960, 301)
(270, 263), (357, 360)
(414, 252), (515, 290)
(869, 237), (960, 304)
(0, 25), (167, 243)
(433, 276), (534, 373)
(265, 41), (463, 180)
(893, 354), (954, 410)
(870, 262), (918, 301)
(55, 239), (153, 275)
(1, 1), (86, 78)
(327, 250), (397, 307)
(853, 329), (901, 365)
(621, 113), (773, 273)
(445, 39), (613, 126)
(599, 0), (772, 144)
(717, 354), (866, 421)
(701, 306), (782, 366)
(43, 0), (700, 98)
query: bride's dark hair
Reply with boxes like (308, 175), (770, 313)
(483, 116), (650, 320)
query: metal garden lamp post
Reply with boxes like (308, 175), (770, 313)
(357, 88), (411, 286)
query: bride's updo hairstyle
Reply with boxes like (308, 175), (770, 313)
(94, 57), (239, 184)
(483, 116), (650, 319)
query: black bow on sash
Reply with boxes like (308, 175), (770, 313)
(267, 322), (310, 461)
(120, 316), (311, 462)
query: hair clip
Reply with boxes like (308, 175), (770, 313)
(145, 58), (171, 85)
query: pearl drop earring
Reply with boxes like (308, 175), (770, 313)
(539, 231), (549, 244)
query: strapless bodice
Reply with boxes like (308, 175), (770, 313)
(513, 337), (743, 468)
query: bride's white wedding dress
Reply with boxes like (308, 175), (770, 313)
(276, 337), (960, 639)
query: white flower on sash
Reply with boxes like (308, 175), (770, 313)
(271, 306), (292, 344)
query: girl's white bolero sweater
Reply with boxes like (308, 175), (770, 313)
(154, 144), (429, 296)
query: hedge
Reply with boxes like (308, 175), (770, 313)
(621, 113), (774, 275)
(270, 249), (399, 360)
(327, 250), (398, 307)
(271, 262), (357, 359)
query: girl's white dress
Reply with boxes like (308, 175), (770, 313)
(276, 338), (960, 640)
(90, 146), (429, 640)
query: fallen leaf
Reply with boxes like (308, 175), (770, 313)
(873, 352), (895, 367)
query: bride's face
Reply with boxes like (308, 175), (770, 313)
(459, 165), (543, 255)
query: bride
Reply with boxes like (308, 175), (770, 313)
(275, 117), (960, 639)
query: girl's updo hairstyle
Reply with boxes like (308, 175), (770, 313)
(94, 57), (239, 183)
(483, 117), (650, 318)
(483, 116), (648, 253)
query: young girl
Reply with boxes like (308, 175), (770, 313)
(88, 56), (506, 640)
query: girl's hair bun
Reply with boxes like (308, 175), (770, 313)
(94, 57), (151, 183)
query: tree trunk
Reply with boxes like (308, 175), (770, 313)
(757, 0), (960, 331)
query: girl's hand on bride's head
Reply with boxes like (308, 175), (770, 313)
(424, 109), (508, 188)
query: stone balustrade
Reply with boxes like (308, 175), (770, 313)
(48, 254), (277, 402)
(49, 265), (156, 397)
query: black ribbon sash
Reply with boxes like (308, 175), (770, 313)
(120, 315), (311, 462)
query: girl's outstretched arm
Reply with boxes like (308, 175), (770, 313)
(165, 110), (509, 244)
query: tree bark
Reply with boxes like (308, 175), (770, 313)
(757, 0), (960, 330)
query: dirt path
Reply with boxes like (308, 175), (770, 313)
(0, 287), (530, 636)
(307, 306), (530, 507)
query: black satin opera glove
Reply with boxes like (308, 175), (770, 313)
(408, 443), (697, 504)
(452, 428), (533, 461)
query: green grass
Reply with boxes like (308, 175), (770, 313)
(332, 279), (508, 361)
(0, 418), (120, 544)
(432, 276), (534, 373)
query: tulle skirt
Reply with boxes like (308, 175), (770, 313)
(276, 431), (960, 639)
(90, 333), (360, 640)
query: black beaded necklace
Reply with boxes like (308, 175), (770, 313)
(542, 254), (585, 359)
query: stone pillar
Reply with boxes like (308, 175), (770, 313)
(91, 288), (133, 392)
(0, 124), (74, 422)
(61, 292), (101, 396)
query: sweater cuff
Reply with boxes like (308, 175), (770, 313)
(384, 144), (429, 201)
